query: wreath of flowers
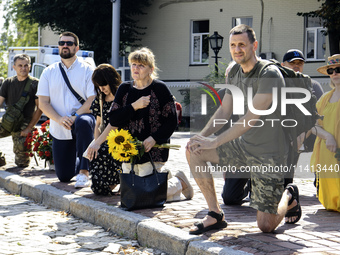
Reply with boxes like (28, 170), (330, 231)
(25, 120), (53, 167)
(106, 129), (180, 163)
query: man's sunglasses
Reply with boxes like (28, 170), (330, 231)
(326, 67), (340, 75)
(58, 41), (75, 46)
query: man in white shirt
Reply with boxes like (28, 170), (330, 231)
(37, 32), (96, 188)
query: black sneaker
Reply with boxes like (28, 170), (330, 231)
(0, 152), (6, 167)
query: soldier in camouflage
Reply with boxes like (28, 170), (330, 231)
(0, 54), (42, 167)
(186, 24), (302, 235)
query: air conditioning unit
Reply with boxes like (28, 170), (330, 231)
(259, 52), (275, 60)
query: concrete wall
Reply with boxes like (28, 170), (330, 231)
(37, 1), (330, 119)
(137, 0), (328, 81)
(40, 27), (59, 47)
(38, 0), (328, 82)
(133, 0), (329, 117)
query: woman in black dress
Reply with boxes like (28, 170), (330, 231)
(109, 47), (193, 201)
(85, 64), (122, 195)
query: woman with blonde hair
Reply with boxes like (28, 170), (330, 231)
(109, 47), (193, 202)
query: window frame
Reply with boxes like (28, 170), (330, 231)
(190, 20), (209, 65)
(304, 17), (326, 61)
(117, 55), (131, 82)
(232, 17), (253, 28)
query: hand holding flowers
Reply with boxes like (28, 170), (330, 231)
(107, 129), (180, 162)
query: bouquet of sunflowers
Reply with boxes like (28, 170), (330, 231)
(107, 129), (180, 162)
(25, 120), (53, 167)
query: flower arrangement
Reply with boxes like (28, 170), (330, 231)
(107, 129), (180, 162)
(25, 120), (53, 167)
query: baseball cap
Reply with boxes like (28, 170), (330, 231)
(283, 49), (305, 62)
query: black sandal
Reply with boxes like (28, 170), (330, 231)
(189, 211), (228, 235)
(285, 184), (302, 224)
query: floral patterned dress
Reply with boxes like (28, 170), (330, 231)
(89, 97), (121, 195)
(109, 80), (177, 164)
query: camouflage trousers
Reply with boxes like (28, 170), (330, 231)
(217, 138), (287, 214)
(0, 124), (30, 167)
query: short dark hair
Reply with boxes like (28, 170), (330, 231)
(229, 24), (256, 44)
(59, 31), (79, 46)
(13, 54), (31, 65)
(92, 64), (122, 97)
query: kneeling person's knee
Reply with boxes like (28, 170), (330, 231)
(257, 221), (275, 233)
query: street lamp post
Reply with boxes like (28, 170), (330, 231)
(208, 31), (224, 74)
(111, 0), (120, 69)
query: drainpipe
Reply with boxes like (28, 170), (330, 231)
(259, 0), (264, 53)
(38, 27), (41, 46)
(111, 0), (120, 69)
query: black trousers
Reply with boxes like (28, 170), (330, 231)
(221, 151), (299, 205)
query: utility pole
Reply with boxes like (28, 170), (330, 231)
(111, 0), (120, 69)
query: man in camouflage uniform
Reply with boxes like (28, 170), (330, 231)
(0, 54), (42, 167)
(186, 24), (301, 234)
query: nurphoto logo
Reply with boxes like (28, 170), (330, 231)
(200, 83), (312, 128)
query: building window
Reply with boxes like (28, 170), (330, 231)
(305, 17), (326, 61)
(191, 20), (209, 65)
(232, 17), (253, 28)
(117, 55), (131, 82)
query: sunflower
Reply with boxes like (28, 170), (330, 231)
(107, 128), (181, 163)
(111, 151), (132, 162)
(107, 129), (133, 149)
(122, 142), (139, 156)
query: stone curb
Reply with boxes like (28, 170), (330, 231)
(137, 220), (201, 255)
(187, 240), (250, 255)
(0, 170), (250, 255)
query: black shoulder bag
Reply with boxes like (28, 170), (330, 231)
(59, 63), (85, 104)
(120, 153), (168, 211)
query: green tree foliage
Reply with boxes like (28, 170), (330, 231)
(18, 0), (153, 64)
(0, 51), (7, 78)
(1, 0), (39, 47)
(0, 0), (39, 77)
(298, 0), (340, 55)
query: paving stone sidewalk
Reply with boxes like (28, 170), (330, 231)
(0, 187), (165, 255)
(1, 131), (340, 254)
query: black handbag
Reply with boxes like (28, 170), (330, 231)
(120, 153), (168, 211)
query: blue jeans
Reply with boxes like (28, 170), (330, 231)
(52, 114), (95, 182)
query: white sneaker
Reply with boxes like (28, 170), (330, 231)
(74, 173), (90, 188)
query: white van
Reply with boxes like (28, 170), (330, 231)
(8, 46), (95, 79)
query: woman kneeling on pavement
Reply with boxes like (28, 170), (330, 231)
(84, 64), (122, 195)
(109, 47), (193, 202)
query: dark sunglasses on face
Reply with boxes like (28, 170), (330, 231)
(326, 67), (340, 75)
(58, 41), (75, 46)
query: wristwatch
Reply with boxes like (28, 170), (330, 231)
(71, 111), (79, 117)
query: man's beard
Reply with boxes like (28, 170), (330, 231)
(60, 48), (76, 59)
